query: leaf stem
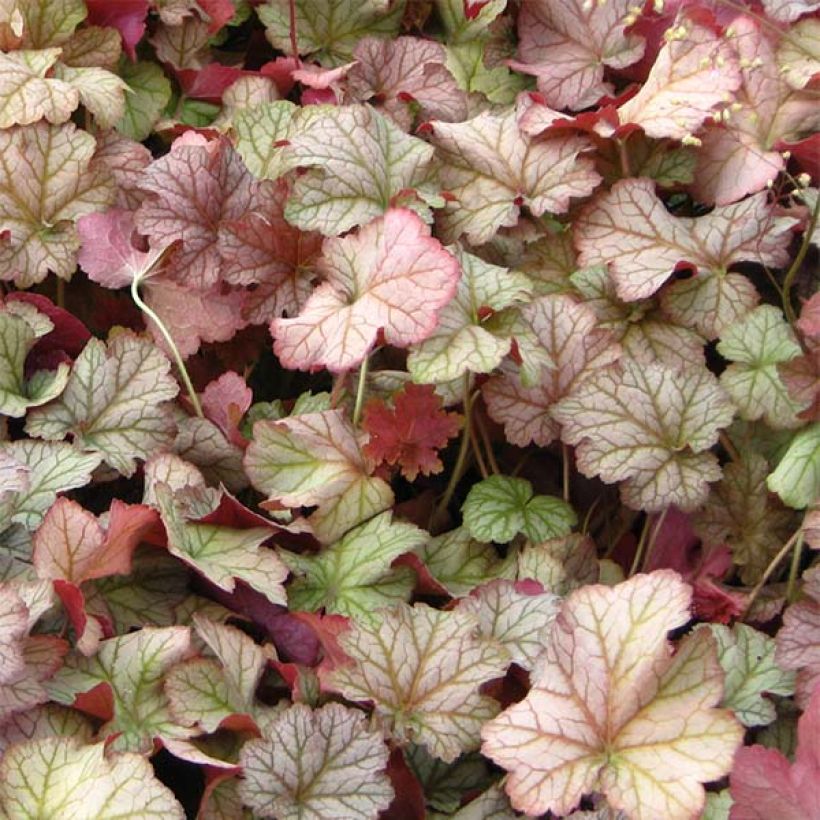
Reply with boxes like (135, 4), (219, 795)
(629, 514), (652, 577)
(56, 277), (65, 310)
(742, 529), (803, 619)
(617, 136), (631, 178)
(130, 277), (204, 418)
(288, 0), (300, 64)
(352, 355), (369, 427)
(435, 375), (475, 519)
(786, 532), (805, 604)
(783, 191), (820, 327)
(475, 409), (499, 475)
(561, 442), (571, 504)
(641, 507), (668, 572)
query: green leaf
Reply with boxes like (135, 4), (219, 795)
(329, 603), (509, 761)
(19, 0), (86, 48)
(407, 248), (531, 384)
(767, 423), (820, 509)
(0, 121), (115, 287)
(166, 615), (273, 733)
(0, 303), (70, 418)
(406, 745), (495, 814)
(718, 305), (806, 428)
(258, 0), (404, 64)
(456, 579), (559, 671)
(25, 334), (179, 477)
(462, 476), (576, 544)
(155, 484), (288, 606)
(445, 41), (528, 105)
(115, 61), (172, 142)
(282, 104), (437, 235)
(233, 100), (298, 180)
(707, 623), (794, 727)
(244, 409), (393, 544)
(46, 627), (196, 754)
(282, 512), (426, 619)
(419, 528), (515, 597)
(239, 702), (394, 818)
(0, 738), (184, 818)
(435, 0), (506, 42)
(0, 440), (101, 530)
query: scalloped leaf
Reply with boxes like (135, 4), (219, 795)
(718, 306), (807, 428)
(575, 180), (794, 305)
(481, 572), (743, 819)
(0, 440), (101, 530)
(0, 49), (77, 128)
(165, 614), (272, 733)
(0, 302), (70, 418)
(612, 16), (740, 140)
(693, 453), (796, 584)
(429, 107), (601, 244)
(552, 358), (735, 512)
(456, 579), (560, 672)
(407, 248), (531, 384)
(767, 423), (820, 509)
(272, 208), (459, 373)
(708, 623), (794, 727)
(0, 738), (184, 818)
(0, 121), (115, 287)
(155, 483), (288, 606)
(239, 702), (394, 818)
(114, 60), (172, 142)
(282, 105), (437, 235)
(692, 16), (820, 205)
(483, 294), (620, 446)
(232, 100), (297, 181)
(282, 511), (426, 619)
(244, 409), (393, 543)
(729, 683), (820, 820)
(349, 36), (467, 131)
(462, 476), (576, 544)
(25, 333), (179, 477)
(46, 626), (196, 753)
(329, 603), (509, 762)
(510, 0), (644, 110)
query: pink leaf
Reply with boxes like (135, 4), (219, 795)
(85, 0), (149, 60)
(348, 36), (467, 130)
(135, 135), (254, 288)
(691, 17), (820, 204)
(575, 178), (795, 305)
(511, 0), (645, 110)
(142, 279), (246, 359)
(197, 0), (234, 32)
(92, 132), (152, 211)
(201, 371), (253, 446)
(77, 208), (171, 288)
(777, 566), (820, 708)
(482, 572), (743, 818)
(730, 684), (820, 820)
(271, 209), (459, 373)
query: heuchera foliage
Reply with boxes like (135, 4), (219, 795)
(0, 0), (818, 817)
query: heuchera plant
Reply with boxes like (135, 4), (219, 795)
(0, 0), (818, 817)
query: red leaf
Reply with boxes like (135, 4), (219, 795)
(382, 748), (426, 820)
(730, 684), (820, 820)
(362, 383), (462, 482)
(85, 0), (149, 60)
(197, 0), (234, 32)
(5, 292), (90, 363)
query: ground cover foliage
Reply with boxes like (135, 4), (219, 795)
(0, 0), (818, 817)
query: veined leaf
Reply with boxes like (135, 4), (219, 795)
(0, 302), (70, 418)
(461, 476), (576, 544)
(407, 247), (531, 384)
(282, 105), (437, 235)
(155, 484), (288, 606)
(429, 106), (601, 244)
(575, 180), (794, 307)
(239, 702), (394, 818)
(708, 623), (794, 727)
(46, 626), (197, 754)
(258, 0), (403, 64)
(233, 100), (298, 181)
(0, 121), (115, 287)
(115, 60), (172, 142)
(552, 358), (736, 512)
(282, 511), (426, 619)
(244, 409), (394, 543)
(0, 48), (77, 128)
(510, 0), (644, 110)
(329, 603), (510, 762)
(767, 423), (820, 509)
(717, 306), (807, 428)
(17, 0), (87, 48)
(482, 572), (743, 819)
(0, 738), (184, 818)
(271, 209), (459, 373)
(25, 333), (179, 477)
